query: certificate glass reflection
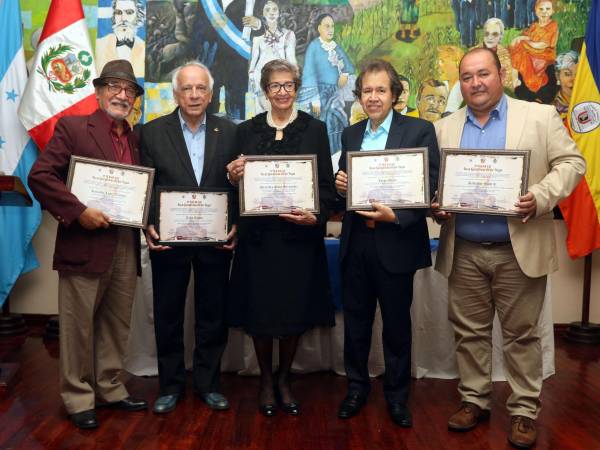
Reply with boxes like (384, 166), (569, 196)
(347, 148), (430, 211)
(438, 149), (530, 216)
(156, 188), (229, 246)
(240, 155), (319, 216)
(66, 156), (154, 228)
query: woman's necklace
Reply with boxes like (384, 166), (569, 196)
(266, 108), (298, 131)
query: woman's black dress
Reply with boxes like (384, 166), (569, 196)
(228, 111), (336, 336)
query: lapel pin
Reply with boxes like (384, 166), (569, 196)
(214, 127), (219, 132)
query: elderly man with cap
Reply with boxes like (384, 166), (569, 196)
(29, 59), (147, 429)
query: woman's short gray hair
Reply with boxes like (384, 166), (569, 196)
(172, 61), (215, 92)
(555, 50), (579, 71)
(260, 59), (302, 94)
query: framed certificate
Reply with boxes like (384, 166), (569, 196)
(155, 188), (229, 246)
(240, 155), (319, 216)
(346, 148), (430, 211)
(438, 148), (530, 216)
(66, 156), (154, 228)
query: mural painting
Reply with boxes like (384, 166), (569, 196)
(21, 0), (591, 158)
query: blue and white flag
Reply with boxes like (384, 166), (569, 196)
(0, 0), (42, 307)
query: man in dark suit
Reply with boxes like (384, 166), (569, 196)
(140, 62), (237, 414)
(335, 59), (440, 427)
(28, 60), (148, 429)
(192, 0), (268, 119)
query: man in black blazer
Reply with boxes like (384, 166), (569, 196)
(140, 62), (237, 413)
(335, 59), (440, 427)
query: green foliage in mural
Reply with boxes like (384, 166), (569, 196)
(554, 2), (590, 54)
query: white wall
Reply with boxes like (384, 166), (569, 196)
(11, 211), (58, 314)
(10, 212), (600, 323)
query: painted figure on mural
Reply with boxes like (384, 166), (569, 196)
(553, 50), (579, 121)
(514, 0), (536, 29)
(394, 75), (414, 115)
(451, 0), (461, 33)
(301, 13), (355, 155)
(510, 0), (558, 103)
(477, 17), (519, 91)
(476, 0), (489, 27)
(248, 0), (297, 114)
(96, 0), (146, 78)
(195, 0), (270, 119)
(459, 0), (477, 47)
(407, 79), (448, 122)
(146, 0), (204, 81)
(437, 45), (464, 113)
(502, 0), (515, 28)
(396, 0), (420, 42)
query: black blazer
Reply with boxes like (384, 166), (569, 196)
(338, 111), (440, 274)
(140, 108), (237, 264)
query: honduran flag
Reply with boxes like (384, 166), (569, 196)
(0, 0), (42, 307)
(559, 0), (600, 259)
(18, 0), (98, 151)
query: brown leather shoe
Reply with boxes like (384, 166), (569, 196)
(508, 415), (537, 449)
(448, 402), (490, 431)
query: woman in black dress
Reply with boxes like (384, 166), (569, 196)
(227, 59), (335, 417)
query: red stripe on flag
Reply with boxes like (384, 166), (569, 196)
(39, 0), (86, 42)
(28, 95), (98, 150)
(559, 179), (600, 259)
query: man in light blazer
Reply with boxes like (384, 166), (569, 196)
(433, 48), (585, 449)
(140, 62), (237, 414)
(335, 59), (440, 427)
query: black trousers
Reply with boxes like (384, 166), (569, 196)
(151, 254), (229, 396)
(341, 226), (415, 405)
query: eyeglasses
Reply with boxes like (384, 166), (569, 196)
(267, 81), (296, 94)
(105, 82), (138, 99)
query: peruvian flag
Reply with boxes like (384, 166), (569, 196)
(18, 0), (98, 151)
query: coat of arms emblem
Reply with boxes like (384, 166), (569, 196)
(37, 44), (93, 94)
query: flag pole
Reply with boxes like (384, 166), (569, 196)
(566, 253), (600, 343)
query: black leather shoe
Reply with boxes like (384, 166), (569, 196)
(153, 394), (179, 414)
(389, 403), (412, 428)
(200, 392), (229, 410)
(338, 393), (366, 419)
(280, 401), (300, 415)
(71, 409), (98, 429)
(259, 403), (277, 417)
(274, 382), (299, 416)
(101, 397), (148, 411)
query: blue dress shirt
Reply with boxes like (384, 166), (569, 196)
(361, 109), (393, 150)
(455, 95), (510, 243)
(179, 110), (206, 185)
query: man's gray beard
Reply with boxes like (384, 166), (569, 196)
(113, 23), (136, 44)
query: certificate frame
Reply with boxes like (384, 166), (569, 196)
(66, 155), (154, 228)
(155, 187), (229, 246)
(438, 148), (530, 216)
(239, 154), (320, 216)
(346, 147), (430, 211)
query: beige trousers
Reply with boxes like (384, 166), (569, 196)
(58, 228), (136, 414)
(448, 238), (547, 419)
